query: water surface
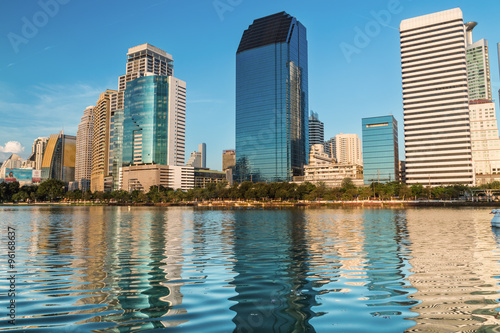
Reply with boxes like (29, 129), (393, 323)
(0, 206), (499, 332)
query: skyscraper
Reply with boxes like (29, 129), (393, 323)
(75, 106), (94, 191)
(91, 90), (116, 192)
(465, 22), (491, 102)
(112, 43), (176, 190)
(186, 143), (206, 169)
(400, 8), (474, 186)
(121, 75), (186, 167)
(22, 137), (48, 170)
(330, 133), (362, 166)
(235, 12), (308, 182)
(222, 149), (235, 171)
(362, 116), (399, 184)
(308, 111), (324, 148)
(41, 132), (76, 183)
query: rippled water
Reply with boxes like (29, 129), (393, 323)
(0, 206), (499, 332)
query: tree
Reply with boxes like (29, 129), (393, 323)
(37, 179), (65, 202)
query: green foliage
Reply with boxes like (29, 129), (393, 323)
(37, 179), (65, 202)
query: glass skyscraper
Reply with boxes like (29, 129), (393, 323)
(362, 116), (399, 185)
(235, 12), (308, 183)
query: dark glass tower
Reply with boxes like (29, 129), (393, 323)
(235, 12), (308, 183)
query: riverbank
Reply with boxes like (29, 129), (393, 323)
(2, 199), (500, 208)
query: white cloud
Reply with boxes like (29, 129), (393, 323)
(0, 141), (24, 154)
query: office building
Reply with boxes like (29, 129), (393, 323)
(309, 111), (324, 148)
(91, 90), (116, 192)
(235, 12), (308, 182)
(222, 149), (235, 171)
(41, 132), (76, 183)
(121, 75), (186, 167)
(330, 133), (362, 166)
(22, 137), (49, 170)
(112, 43), (176, 190)
(194, 168), (227, 188)
(362, 116), (399, 184)
(187, 143), (206, 168)
(0, 154), (23, 179)
(121, 164), (193, 192)
(75, 106), (94, 191)
(297, 145), (363, 187)
(469, 102), (500, 176)
(400, 8), (474, 186)
(465, 22), (491, 102)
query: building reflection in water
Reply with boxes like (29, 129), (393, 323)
(405, 208), (500, 332)
(229, 209), (317, 333)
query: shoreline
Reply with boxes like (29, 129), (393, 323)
(2, 200), (500, 208)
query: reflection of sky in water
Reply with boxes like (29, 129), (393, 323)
(0, 206), (498, 332)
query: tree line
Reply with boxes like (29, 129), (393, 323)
(2, 178), (497, 204)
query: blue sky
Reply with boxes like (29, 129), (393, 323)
(1, 0), (499, 170)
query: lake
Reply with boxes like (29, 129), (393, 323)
(0, 206), (499, 332)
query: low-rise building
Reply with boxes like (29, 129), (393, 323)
(194, 168), (227, 188)
(121, 164), (194, 192)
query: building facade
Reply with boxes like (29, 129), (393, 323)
(469, 102), (500, 175)
(91, 90), (116, 192)
(235, 12), (308, 182)
(362, 116), (399, 185)
(309, 111), (324, 148)
(187, 143), (206, 168)
(330, 133), (362, 166)
(222, 149), (235, 171)
(121, 75), (186, 168)
(75, 106), (94, 191)
(465, 22), (491, 102)
(41, 132), (76, 183)
(121, 164), (194, 192)
(112, 43), (176, 190)
(400, 8), (474, 186)
(22, 137), (49, 170)
(194, 168), (227, 188)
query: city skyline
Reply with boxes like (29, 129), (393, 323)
(1, 0), (500, 171)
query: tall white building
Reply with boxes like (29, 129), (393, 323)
(329, 134), (362, 166)
(186, 143), (206, 168)
(75, 106), (94, 191)
(400, 8), (474, 186)
(22, 137), (49, 170)
(469, 102), (500, 175)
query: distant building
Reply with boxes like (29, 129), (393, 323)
(399, 160), (406, 184)
(187, 143), (206, 168)
(41, 132), (76, 183)
(0, 154), (23, 179)
(91, 90), (116, 192)
(331, 134), (362, 166)
(22, 137), (49, 170)
(75, 106), (94, 191)
(222, 149), (235, 171)
(465, 22), (491, 102)
(235, 12), (308, 182)
(121, 164), (194, 192)
(194, 168), (227, 188)
(298, 145), (363, 187)
(362, 116), (399, 184)
(469, 102), (500, 175)
(309, 111), (324, 148)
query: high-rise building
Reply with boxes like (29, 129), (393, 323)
(309, 111), (324, 148)
(91, 90), (116, 192)
(235, 12), (308, 182)
(465, 22), (491, 102)
(400, 8), (474, 186)
(121, 75), (186, 168)
(22, 137), (49, 170)
(362, 116), (399, 184)
(331, 134), (362, 166)
(0, 154), (23, 179)
(41, 132), (76, 183)
(222, 149), (235, 171)
(112, 44), (178, 190)
(75, 106), (94, 191)
(187, 143), (206, 169)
